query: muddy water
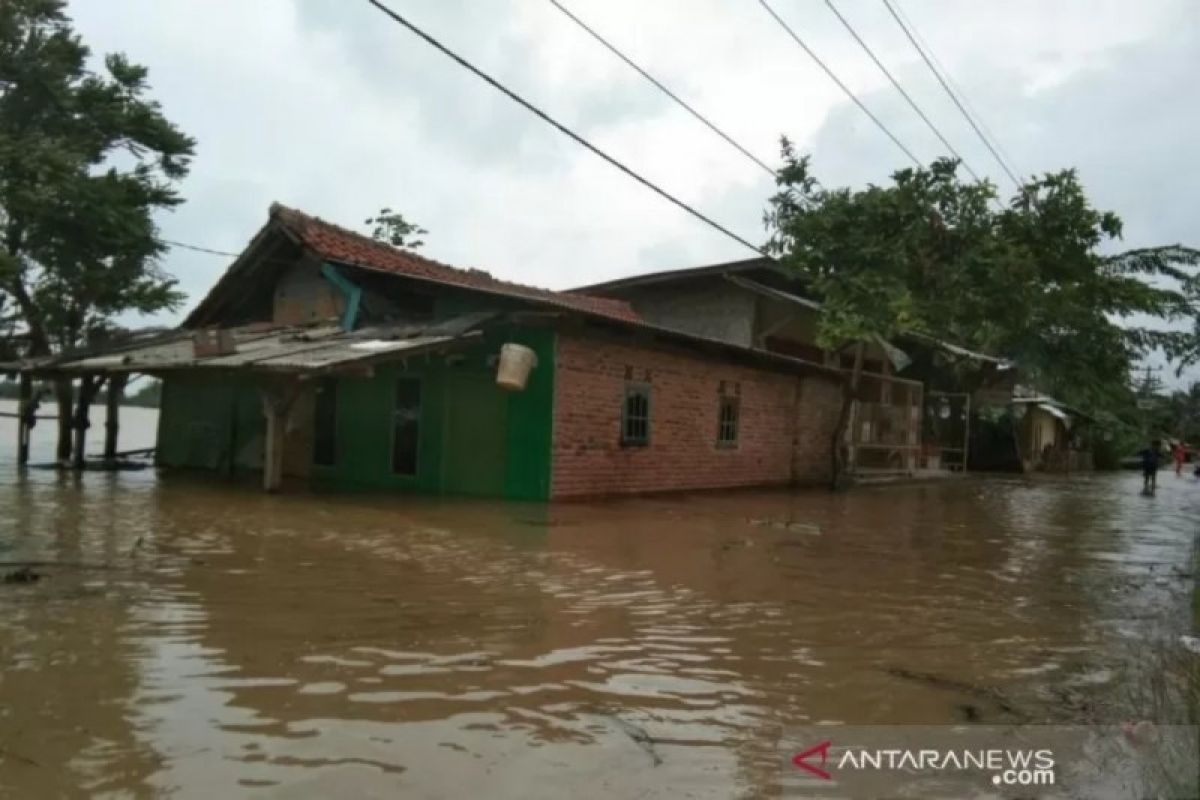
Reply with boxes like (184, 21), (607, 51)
(0, 458), (1195, 797)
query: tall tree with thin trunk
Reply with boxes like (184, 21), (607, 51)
(0, 0), (194, 461)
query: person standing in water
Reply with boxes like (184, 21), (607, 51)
(1173, 442), (1187, 476)
(1141, 440), (1161, 493)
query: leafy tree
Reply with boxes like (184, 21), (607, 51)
(365, 207), (426, 249)
(764, 140), (1198, 415)
(1165, 259), (1200, 373)
(0, 0), (194, 461)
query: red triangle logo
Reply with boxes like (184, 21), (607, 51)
(792, 740), (833, 780)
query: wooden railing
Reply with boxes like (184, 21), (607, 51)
(849, 372), (923, 472)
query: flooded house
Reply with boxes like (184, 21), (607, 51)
(574, 258), (1016, 477)
(12, 205), (848, 499)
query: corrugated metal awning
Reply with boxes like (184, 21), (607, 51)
(17, 316), (491, 377)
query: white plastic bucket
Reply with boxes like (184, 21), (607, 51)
(496, 343), (537, 391)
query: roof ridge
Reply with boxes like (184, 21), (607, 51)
(271, 202), (491, 276)
(267, 203), (640, 322)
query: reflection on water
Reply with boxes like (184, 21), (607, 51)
(0, 464), (1194, 797)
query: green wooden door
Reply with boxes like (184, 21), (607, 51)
(441, 371), (508, 496)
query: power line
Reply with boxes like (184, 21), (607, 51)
(158, 239), (239, 258)
(755, 0), (921, 167)
(547, 0), (776, 177)
(823, 0), (982, 183)
(364, 0), (769, 258)
(881, 0), (1023, 189)
(888, 0), (1022, 179)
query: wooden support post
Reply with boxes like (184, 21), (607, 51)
(104, 374), (127, 463)
(55, 377), (73, 465)
(16, 373), (32, 467)
(260, 381), (300, 493)
(72, 374), (105, 470)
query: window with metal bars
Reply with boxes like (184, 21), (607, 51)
(717, 395), (739, 447)
(621, 384), (651, 447)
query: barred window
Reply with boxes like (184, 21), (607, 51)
(717, 395), (739, 447)
(621, 384), (651, 447)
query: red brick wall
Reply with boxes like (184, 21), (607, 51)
(551, 331), (842, 498)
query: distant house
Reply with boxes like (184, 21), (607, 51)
(1009, 394), (1093, 472)
(15, 205), (846, 499)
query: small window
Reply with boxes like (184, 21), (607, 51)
(312, 378), (338, 466)
(717, 395), (739, 447)
(392, 378), (421, 475)
(621, 383), (651, 447)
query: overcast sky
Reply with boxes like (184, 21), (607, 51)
(70, 0), (1198, 339)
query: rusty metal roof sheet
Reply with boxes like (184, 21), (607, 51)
(19, 317), (490, 377)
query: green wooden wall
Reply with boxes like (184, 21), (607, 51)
(157, 326), (557, 500)
(157, 374), (264, 472)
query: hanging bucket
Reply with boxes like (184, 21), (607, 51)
(496, 343), (537, 391)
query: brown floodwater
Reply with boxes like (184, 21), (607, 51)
(0, 403), (1196, 797)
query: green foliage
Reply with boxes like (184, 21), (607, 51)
(0, 0), (194, 355)
(1157, 251), (1200, 372)
(764, 139), (1198, 415)
(365, 207), (426, 250)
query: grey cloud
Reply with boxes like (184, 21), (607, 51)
(289, 0), (669, 175)
(77, 0), (1194, 348)
(803, 0), (1198, 254)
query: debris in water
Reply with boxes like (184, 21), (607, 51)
(3, 566), (41, 585)
(748, 518), (822, 536)
(955, 703), (981, 722)
(0, 744), (40, 766)
(1180, 635), (1200, 656)
(886, 667), (1027, 720)
(606, 715), (662, 767)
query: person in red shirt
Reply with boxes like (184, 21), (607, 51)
(1173, 443), (1187, 476)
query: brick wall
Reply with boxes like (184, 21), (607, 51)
(551, 331), (843, 498)
(273, 261), (343, 326)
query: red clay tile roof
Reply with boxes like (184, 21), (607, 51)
(271, 204), (642, 324)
